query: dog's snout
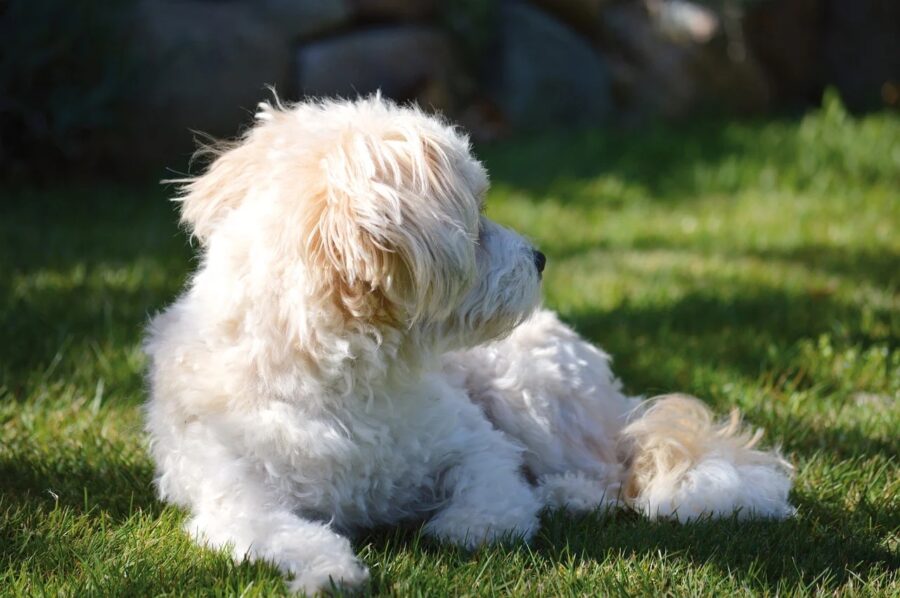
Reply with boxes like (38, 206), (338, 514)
(533, 250), (546, 274)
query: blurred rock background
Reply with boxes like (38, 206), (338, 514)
(1, 0), (897, 180)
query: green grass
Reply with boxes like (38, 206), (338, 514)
(2, 95), (898, 596)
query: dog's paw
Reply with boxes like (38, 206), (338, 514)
(424, 499), (540, 549)
(283, 551), (369, 595)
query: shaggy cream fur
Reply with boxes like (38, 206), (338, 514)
(144, 95), (793, 594)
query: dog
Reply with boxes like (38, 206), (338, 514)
(144, 95), (793, 594)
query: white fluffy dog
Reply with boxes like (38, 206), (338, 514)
(145, 96), (793, 594)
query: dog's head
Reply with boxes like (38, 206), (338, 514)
(177, 96), (544, 353)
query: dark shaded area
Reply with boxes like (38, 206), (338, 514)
(533, 501), (898, 594)
(3, 0), (897, 181)
(776, 415), (900, 462)
(478, 111), (898, 207)
(0, 186), (191, 397)
(479, 120), (747, 203)
(0, 0), (139, 179)
(0, 446), (160, 524)
(356, 500), (898, 595)
(821, 0), (900, 111)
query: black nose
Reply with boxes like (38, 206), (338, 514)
(533, 250), (546, 274)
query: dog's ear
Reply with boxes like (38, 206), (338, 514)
(304, 196), (410, 325)
(173, 136), (259, 245)
(305, 129), (478, 325)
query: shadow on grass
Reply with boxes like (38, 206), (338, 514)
(775, 413), (900, 462)
(358, 498), (897, 595)
(478, 120), (755, 206)
(562, 288), (897, 464)
(564, 288), (893, 390)
(479, 112), (897, 209)
(0, 184), (192, 400)
(0, 271), (185, 401)
(744, 244), (900, 294)
(533, 502), (898, 593)
(0, 496), (286, 596)
(0, 444), (160, 523)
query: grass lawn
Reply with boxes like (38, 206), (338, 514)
(2, 96), (898, 596)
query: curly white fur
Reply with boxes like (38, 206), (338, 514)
(144, 95), (793, 594)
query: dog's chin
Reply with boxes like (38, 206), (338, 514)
(449, 279), (542, 349)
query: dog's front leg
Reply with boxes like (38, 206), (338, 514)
(187, 504), (368, 594)
(157, 428), (369, 594)
(423, 430), (541, 549)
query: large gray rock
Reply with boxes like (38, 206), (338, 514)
(295, 27), (459, 110)
(130, 0), (292, 167)
(649, 0), (718, 43)
(598, 1), (771, 119)
(598, 3), (695, 118)
(494, 2), (613, 128)
(260, 0), (352, 40)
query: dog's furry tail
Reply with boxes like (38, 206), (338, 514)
(619, 394), (794, 521)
